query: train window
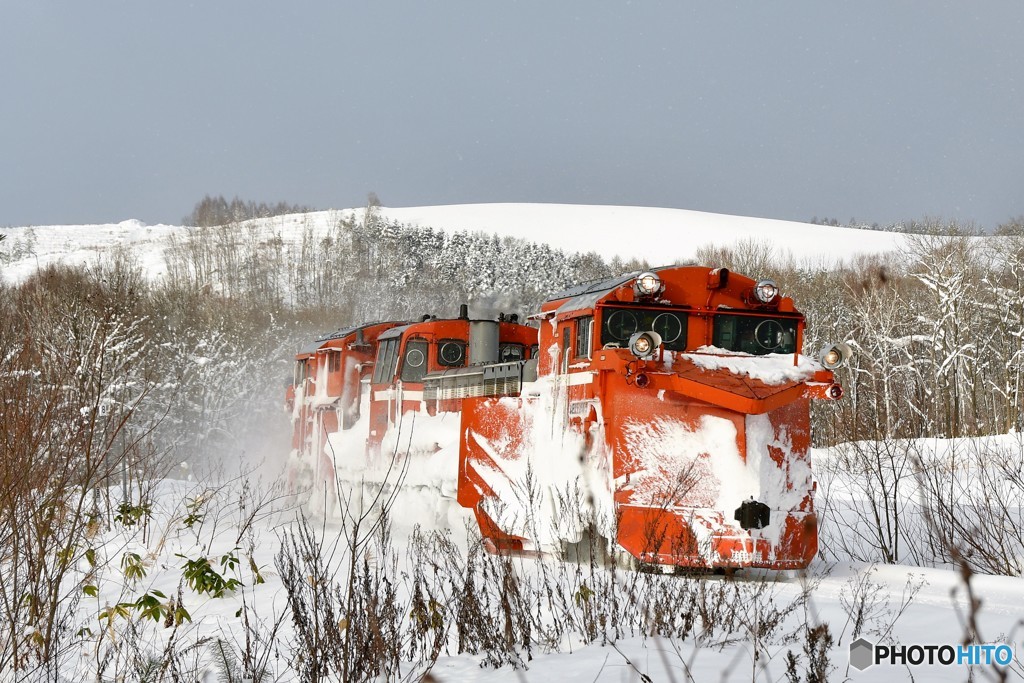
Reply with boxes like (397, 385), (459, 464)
(385, 340), (401, 379)
(372, 341), (386, 384)
(530, 344), (539, 359)
(371, 346), (385, 384)
(400, 339), (430, 382)
(712, 314), (799, 355)
(499, 343), (524, 363)
(652, 312), (685, 346)
(329, 352), (340, 373)
(561, 326), (571, 372)
(604, 309), (639, 344)
(437, 339), (467, 367)
(601, 307), (688, 351)
(575, 316), (593, 358)
(372, 338), (401, 384)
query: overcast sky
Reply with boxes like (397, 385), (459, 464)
(1, 2), (1022, 229)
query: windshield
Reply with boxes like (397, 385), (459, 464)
(499, 343), (525, 362)
(400, 339), (429, 382)
(600, 307), (688, 351)
(712, 314), (799, 355)
(437, 338), (467, 367)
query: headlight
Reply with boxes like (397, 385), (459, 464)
(628, 331), (662, 358)
(753, 279), (778, 303)
(819, 342), (853, 370)
(634, 271), (663, 297)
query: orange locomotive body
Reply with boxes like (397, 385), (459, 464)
(454, 265), (846, 570)
(287, 307), (537, 499)
(288, 265), (846, 571)
(364, 306), (538, 456)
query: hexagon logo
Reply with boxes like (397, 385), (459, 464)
(850, 637), (875, 671)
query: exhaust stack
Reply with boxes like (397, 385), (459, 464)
(469, 320), (499, 365)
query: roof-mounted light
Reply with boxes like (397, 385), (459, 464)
(634, 271), (664, 298)
(753, 279), (779, 304)
(819, 342), (853, 370)
(628, 331), (662, 359)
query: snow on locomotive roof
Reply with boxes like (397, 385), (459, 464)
(546, 264), (696, 313)
(378, 324), (412, 341)
(297, 321), (399, 354)
(545, 263), (693, 304)
(297, 339), (326, 356)
(315, 320), (391, 343)
(544, 271), (641, 304)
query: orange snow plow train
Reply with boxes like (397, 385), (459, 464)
(288, 265), (848, 571)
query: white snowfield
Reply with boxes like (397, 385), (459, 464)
(377, 203), (907, 265)
(0, 203), (907, 285)
(62, 447), (1024, 683)
(4, 204), (1021, 682)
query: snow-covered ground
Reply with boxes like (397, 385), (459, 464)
(58, 448), (1024, 682)
(0, 203), (907, 285)
(3, 204), (1021, 681)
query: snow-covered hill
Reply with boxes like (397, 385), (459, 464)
(378, 203), (907, 264)
(0, 203), (907, 284)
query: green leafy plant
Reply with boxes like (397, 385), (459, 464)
(134, 590), (168, 623)
(56, 544), (77, 570)
(98, 603), (132, 623)
(114, 500), (152, 527)
(574, 582), (595, 607)
(97, 590), (191, 626)
(120, 552), (147, 584)
(183, 495), (206, 530)
(178, 550), (243, 598)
